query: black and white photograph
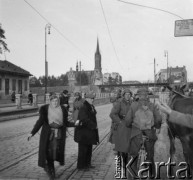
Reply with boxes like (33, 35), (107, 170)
(0, 0), (193, 179)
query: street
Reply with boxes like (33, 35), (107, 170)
(0, 104), (112, 180)
(0, 103), (185, 180)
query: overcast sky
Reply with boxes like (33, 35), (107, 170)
(1, 0), (193, 82)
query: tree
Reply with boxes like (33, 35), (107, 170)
(60, 74), (68, 86)
(0, 24), (10, 53)
(29, 76), (41, 87)
(76, 72), (89, 85)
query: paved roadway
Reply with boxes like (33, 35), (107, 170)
(0, 103), (185, 180)
(0, 104), (113, 180)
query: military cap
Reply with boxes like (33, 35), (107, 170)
(63, 90), (68, 94)
(122, 88), (132, 96)
(85, 92), (96, 99)
(137, 88), (149, 95)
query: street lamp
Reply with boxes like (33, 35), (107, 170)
(164, 50), (169, 83)
(45, 23), (51, 97)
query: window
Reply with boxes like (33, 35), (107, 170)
(12, 79), (16, 91)
(25, 80), (28, 91)
(0, 79), (1, 90)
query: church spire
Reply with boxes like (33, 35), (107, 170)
(96, 37), (100, 54)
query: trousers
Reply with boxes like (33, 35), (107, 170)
(77, 143), (93, 169)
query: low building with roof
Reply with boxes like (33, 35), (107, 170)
(0, 60), (32, 99)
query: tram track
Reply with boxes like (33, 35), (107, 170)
(0, 128), (110, 175)
(58, 130), (110, 179)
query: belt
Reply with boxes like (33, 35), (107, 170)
(50, 127), (62, 140)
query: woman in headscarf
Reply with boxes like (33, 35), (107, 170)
(28, 94), (74, 180)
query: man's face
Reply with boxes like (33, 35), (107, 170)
(124, 93), (131, 101)
(75, 95), (80, 99)
(139, 94), (148, 105)
(86, 98), (94, 105)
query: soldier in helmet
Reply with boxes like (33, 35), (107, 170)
(109, 88), (122, 144)
(110, 88), (132, 172)
(125, 87), (162, 178)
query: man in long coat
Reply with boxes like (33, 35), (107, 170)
(110, 88), (132, 172)
(109, 88), (122, 144)
(74, 92), (99, 170)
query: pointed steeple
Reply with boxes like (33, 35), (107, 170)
(95, 37), (101, 72)
(96, 37), (100, 54)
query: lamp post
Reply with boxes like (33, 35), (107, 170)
(45, 23), (51, 97)
(164, 50), (168, 83)
(79, 61), (81, 91)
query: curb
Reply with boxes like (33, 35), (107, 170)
(0, 112), (39, 122)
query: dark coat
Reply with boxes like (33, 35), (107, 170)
(31, 104), (74, 168)
(74, 101), (99, 145)
(60, 94), (70, 110)
(109, 98), (132, 153)
(72, 97), (85, 123)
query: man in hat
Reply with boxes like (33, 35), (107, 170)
(110, 88), (132, 175)
(109, 88), (122, 144)
(125, 87), (162, 178)
(74, 92), (99, 170)
(72, 92), (85, 123)
(60, 90), (70, 111)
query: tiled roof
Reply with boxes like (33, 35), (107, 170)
(0, 60), (32, 76)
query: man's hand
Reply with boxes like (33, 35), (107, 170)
(75, 120), (80, 126)
(156, 102), (172, 115)
(27, 133), (33, 141)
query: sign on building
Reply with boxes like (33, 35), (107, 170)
(175, 19), (193, 37)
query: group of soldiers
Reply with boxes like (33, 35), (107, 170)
(109, 87), (162, 178)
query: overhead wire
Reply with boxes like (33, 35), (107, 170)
(23, 0), (91, 60)
(99, 0), (124, 71)
(117, 0), (184, 20)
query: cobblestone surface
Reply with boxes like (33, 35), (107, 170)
(0, 104), (113, 180)
(0, 102), (186, 180)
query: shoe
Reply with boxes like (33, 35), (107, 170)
(77, 167), (89, 171)
(87, 165), (95, 169)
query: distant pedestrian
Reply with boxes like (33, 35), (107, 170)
(28, 94), (75, 180)
(28, 90), (33, 105)
(74, 92), (99, 170)
(60, 90), (70, 111)
(11, 91), (16, 102)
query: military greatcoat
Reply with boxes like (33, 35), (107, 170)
(110, 98), (132, 153)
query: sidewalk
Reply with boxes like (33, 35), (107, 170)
(0, 104), (42, 122)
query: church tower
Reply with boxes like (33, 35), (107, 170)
(93, 38), (103, 85)
(94, 38), (102, 73)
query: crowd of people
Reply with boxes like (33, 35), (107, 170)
(26, 87), (193, 180)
